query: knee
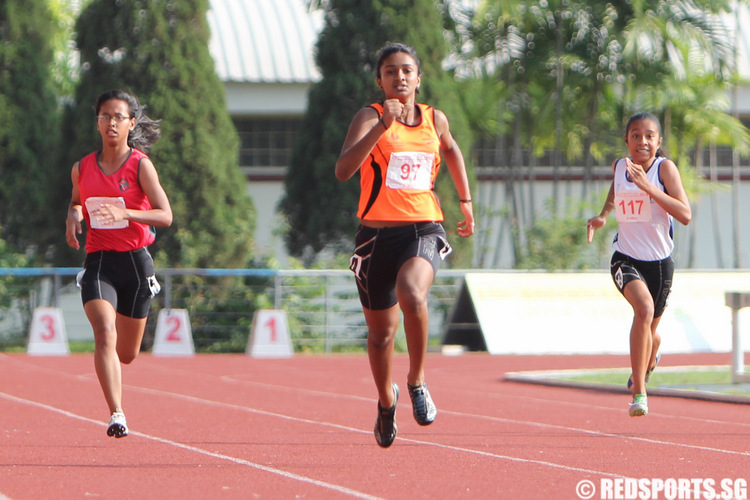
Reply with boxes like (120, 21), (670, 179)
(92, 325), (117, 353)
(368, 328), (396, 350)
(118, 350), (138, 364)
(396, 286), (429, 316)
(632, 302), (655, 324)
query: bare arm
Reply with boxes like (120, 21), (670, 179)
(335, 99), (408, 182)
(434, 109), (474, 238)
(88, 158), (173, 228)
(335, 108), (383, 181)
(586, 161), (617, 243)
(628, 158), (691, 226)
(129, 158), (173, 227)
(65, 163), (83, 250)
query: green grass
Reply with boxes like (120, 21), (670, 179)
(558, 369), (734, 387)
(551, 367), (750, 398)
(69, 341), (95, 353)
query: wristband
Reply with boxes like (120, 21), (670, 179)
(379, 117), (388, 131)
(459, 199), (472, 203)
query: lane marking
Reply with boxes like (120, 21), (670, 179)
(0, 392), (382, 500)
(3, 352), (748, 483)
(128, 381), (750, 459)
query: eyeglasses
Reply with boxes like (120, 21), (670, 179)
(96, 114), (132, 123)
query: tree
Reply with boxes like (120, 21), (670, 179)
(58, 0), (255, 268)
(447, 0), (750, 269)
(280, 0), (476, 266)
(0, 0), (62, 256)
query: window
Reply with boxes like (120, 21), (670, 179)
(233, 118), (301, 167)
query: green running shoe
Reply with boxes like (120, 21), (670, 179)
(629, 393), (648, 417)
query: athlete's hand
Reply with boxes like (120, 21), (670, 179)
(381, 98), (406, 128)
(586, 215), (606, 243)
(625, 158), (650, 191)
(65, 207), (83, 250)
(457, 201), (475, 238)
(92, 203), (128, 226)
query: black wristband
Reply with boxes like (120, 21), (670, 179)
(379, 117), (388, 131)
(459, 199), (472, 203)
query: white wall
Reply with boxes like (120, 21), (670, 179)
(246, 181), (290, 266)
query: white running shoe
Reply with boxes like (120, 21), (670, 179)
(107, 411), (129, 438)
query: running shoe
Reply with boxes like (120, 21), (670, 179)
(407, 382), (437, 425)
(629, 393), (648, 417)
(374, 383), (399, 448)
(627, 352), (661, 390)
(107, 411), (129, 438)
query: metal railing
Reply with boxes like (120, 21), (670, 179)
(0, 268), (467, 353)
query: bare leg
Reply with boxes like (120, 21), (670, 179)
(395, 257), (434, 387)
(649, 318), (662, 371)
(623, 280), (655, 396)
(363, 305), (400, 408)
(85, 299), (147, 414)
(86, 300), (122, 413)
(115, 314), (147, 365)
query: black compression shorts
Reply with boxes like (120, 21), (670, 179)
(78, 247), (160, 319)
(610, 251), (674, 318)
(349, 222), (452, 310)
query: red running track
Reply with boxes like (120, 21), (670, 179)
(1, 352), (748, 499)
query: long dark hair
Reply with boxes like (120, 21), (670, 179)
(95, 89), (161, 153)
(625, 112), (666, 158)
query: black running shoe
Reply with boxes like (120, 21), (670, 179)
(408, 382), (437, 425)
(374, 383), (399, 448)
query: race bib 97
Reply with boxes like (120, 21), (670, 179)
(385, 152), (435, 190)
(615, 190), (652, 222)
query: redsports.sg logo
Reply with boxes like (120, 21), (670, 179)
(575, 478), (748, 500)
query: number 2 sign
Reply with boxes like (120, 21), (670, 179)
(153, 309), (195, 356)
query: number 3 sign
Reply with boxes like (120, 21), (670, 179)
(27, 307), (70, 355)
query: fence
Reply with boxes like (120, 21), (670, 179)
(0, 268), (467, 353)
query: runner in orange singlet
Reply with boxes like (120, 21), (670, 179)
(336, 42), (474, 447)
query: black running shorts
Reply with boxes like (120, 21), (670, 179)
(610, 251), (674, 318)
(349, 222), (452, 310)
(78, 247), (160, 319)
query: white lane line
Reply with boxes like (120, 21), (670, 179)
(4, 354), (747, 476)
(0, 389), (632, 483)
(129, 381), (750, 459)
(0, 392), (383, 500)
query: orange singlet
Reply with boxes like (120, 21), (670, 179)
(357, 102), (444, 222)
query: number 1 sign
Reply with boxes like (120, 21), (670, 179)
(246, 309), (293, 358)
